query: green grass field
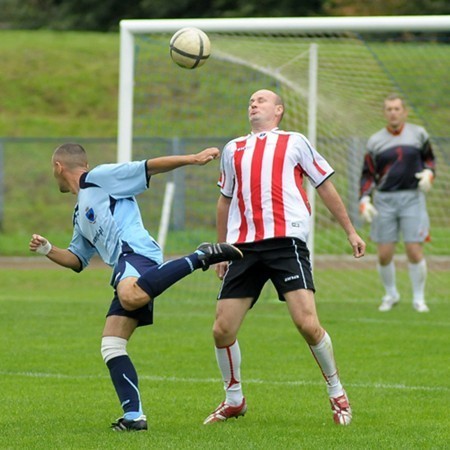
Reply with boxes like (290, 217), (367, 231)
(1, 266), (449, 449)
(0, 28), (449, 449)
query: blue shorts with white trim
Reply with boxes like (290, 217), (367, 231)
(107, 252), (158, 327)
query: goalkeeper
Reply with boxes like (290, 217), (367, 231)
(359, 94), (436, 313)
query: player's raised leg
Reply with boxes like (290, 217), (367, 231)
(118, 243), (243, 311)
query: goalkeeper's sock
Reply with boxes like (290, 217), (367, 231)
(136, 253), (202, 299)
(106, 355), (143, 419)
(408, 259), (427, 303)
(377, 261), (399, 298)
(309, 331), (343, 397)
(215, 340), (243, 407)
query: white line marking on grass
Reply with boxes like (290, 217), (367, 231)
(155, 312), (450, 328)
(1, 371), (448, 393)
(347, 317), (450, 327)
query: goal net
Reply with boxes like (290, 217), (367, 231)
(118, 17), (450, 304)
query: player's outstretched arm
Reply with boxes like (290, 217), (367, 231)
(29, 234), (82, 271)
(316, 180), (366, 258)
(146, 147), (220, 176)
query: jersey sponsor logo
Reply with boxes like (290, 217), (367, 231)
(85, 207), (96, 223)
(235, 140), (247, 152)
(92, 226), (105, 245)
(291, 221), (302, 228)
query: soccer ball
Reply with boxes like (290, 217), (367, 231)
(169, 27), (211, 69)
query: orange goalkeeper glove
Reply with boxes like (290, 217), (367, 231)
(359, 196), (378, 223)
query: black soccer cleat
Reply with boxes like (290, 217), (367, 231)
(111, 415), (148, 432)
(197, 242), (243, 271)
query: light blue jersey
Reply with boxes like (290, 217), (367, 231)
(68, 160), (163, 270)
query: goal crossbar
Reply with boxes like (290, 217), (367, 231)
(120, 15), (450, 34)
(118, 15), (450, 163)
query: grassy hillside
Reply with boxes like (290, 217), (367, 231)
(0, 30), (448, 258)
(0, 30), (119, 137)
(0, 30), (121, 254)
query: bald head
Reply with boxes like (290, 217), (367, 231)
(248, 89), (285, 132)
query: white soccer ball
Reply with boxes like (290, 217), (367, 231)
(169, 27), (211, 69)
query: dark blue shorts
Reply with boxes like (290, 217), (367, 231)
(107, 253), (158, 327)
(218, 237), (315, 306)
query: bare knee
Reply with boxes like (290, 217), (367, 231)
(378, 243), (396, 265)
(405, 243), (423, 263)
(212, 320), (237, 347)
(285, 291), (323, 344)
(119, 291), (147, 311)
(117, 278), (150, 311)
(294, 315), (323, 344)
(211, 298), (251, 347)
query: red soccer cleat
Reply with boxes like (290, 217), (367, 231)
(203, 398), (247, 424)
(329, 391), (352, 425)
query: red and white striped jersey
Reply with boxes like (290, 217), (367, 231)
(218, 128), (334, 244)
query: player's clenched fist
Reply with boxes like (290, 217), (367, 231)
(194, 147), (220, 165)
(29, 234), (52, 255)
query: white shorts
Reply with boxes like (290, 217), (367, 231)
(371, 190), (429, 244)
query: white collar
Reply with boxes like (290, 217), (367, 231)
(250, 127), (279, 137)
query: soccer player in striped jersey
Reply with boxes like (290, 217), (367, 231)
(359, 94), (436, 313)
(203, 89), (366, 426)
(29, 143), (242, 431)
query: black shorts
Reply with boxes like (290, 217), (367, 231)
(107, 253), (157, 327)
(218, 237), (315, 306)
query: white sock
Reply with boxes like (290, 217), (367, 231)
(215, 340), (243, 406)
(377, 262), (399, 298)
(309, 331), (343, 397)
(408, 259), (427, 304)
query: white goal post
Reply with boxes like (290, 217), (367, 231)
(116, 16), (450, 302)
(118, 15), (450, 163)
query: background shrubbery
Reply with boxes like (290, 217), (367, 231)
(2, 0), (449, 31)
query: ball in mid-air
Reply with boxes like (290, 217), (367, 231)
(169, 27), (211, 69)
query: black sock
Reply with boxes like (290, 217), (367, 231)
(136, 253), (201, 299)
(107, 355), (142, 418)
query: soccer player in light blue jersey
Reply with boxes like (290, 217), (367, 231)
(29, 142), (242, 431)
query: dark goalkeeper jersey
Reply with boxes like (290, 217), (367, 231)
(360, 123), (436, 197)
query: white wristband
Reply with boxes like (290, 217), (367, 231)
(36, 240), (52, 256)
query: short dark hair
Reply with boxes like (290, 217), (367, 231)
(53, 143), (88, 169)
(384, 93), (406, 108)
